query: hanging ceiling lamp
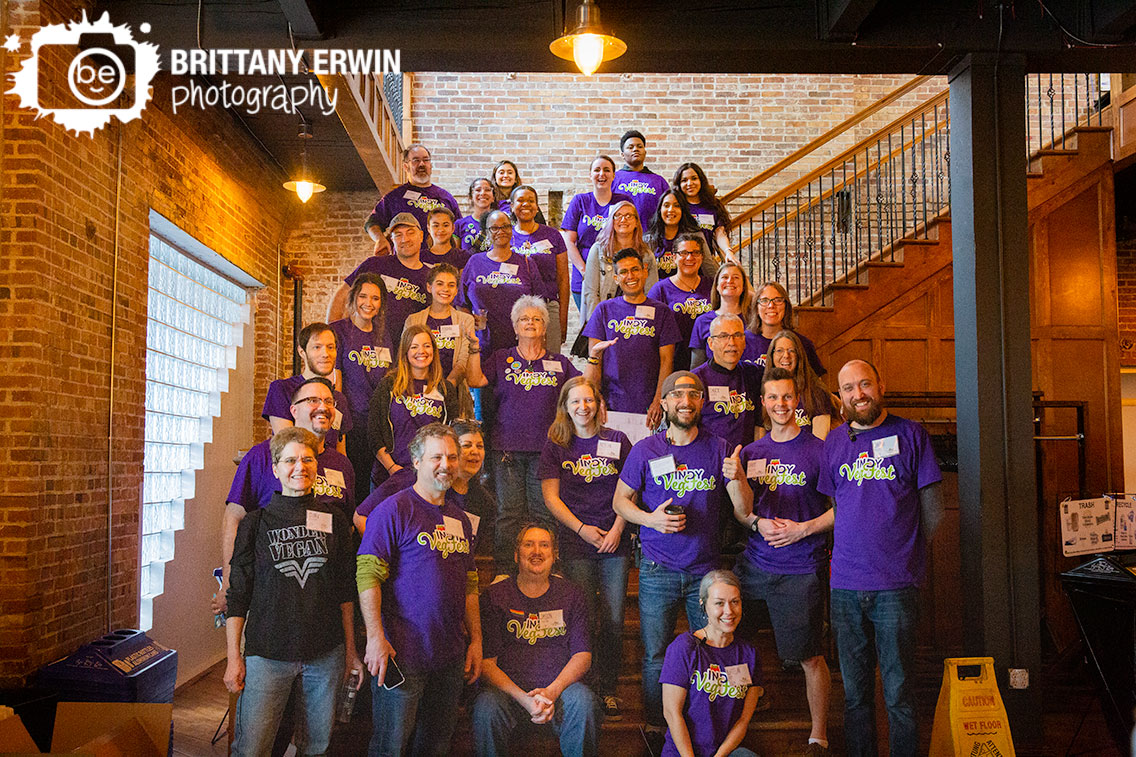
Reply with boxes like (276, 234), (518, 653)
(549, 0), (627, 76)
(283, 122), (326, 203)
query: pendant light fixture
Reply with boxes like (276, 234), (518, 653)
(283, 121), (326, 203)
(549, 0), (627, 76)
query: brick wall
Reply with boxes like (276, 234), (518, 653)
(0, 0), (294, 684)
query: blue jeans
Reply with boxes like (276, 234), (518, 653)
(637, 558), (707, 728)
(232, 644), (344, 757)
(471, 681), (599, 757)
(831, 587), (919, 757)
(561, 555), (630, 696)
(368, 658), (464, 756)
(492, 450), (550, 571)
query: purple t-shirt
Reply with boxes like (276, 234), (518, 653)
(226, 438), (355, 518)
(260, 375), (353, 449)
(388, 379), (449, 467)
(481, 576), (591, 692)
(648, 276), (714, 349)
(581, 296), (681, 414)
(653, 235), (679, 277)
(741, 430), (829, 574)
(366, 183), (461, 238)
(817, 413), (943, 590)
(511, 224), (566, 302)
(692, 360), (761, 450)
(484, 349), (580, 453)
(751, 330), (826, 377)
(355, 467), (417, 518)
(459, 252), (544, 356)
(421, 244), (471, 272)
(690, 313), (763, 367)
(330, 319), (392, 422)
(619, 431), (731, 574)
(425, 313), (462, 376)
(660, 632), (760, 757)
(538, 428), (632, 560)
(457, 215), (490, 252)
(357, 487), (475, 672)
(560, 191), (633, 292)
(344, 256), (431, 347)
(687, 200), (728, 242)
(614, 168), (670, 228)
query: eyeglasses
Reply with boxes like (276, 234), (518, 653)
(517, 315), (545, 323)
(675, 249), (703, 258)
(666, 389), (704, 400)
(709, 332), (745, 341)
(613, 213), (637, 221)
(615, 267), (643, 276)
(407, 157), (432, 165)
(276, 455), (317, 466)
(294, 396), (336, 408)
(757, 297), (786, 307)
(488, 225), (513, 233)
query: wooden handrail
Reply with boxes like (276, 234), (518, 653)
(729, 90), (949, 231)
(720, 74), (935, 207)
(733, 116), (949, 251)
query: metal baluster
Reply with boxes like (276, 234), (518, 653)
(818, 171), (827, 290)
(1047, 73), (1056, 149)
(888, 130), (896, 258)
(876, 139), (884, 262)
(921, 110), (928, 236)
(795, 188), (802, 303)
(1073, 73), (1079, 128)
(851, 151), (858, 285)
(1060, 75), (1066, 149)
(1035, 74), (1043, 158)
(829, 167), (838, 286)
(1097, 74), (1103, 125)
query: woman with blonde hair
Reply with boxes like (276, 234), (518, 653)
(690, 263), (761, 369)
(539, 375), (632, 719)
(581, 199), (659, 321)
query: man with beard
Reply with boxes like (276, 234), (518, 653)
(357, 423), (482, 756)
(612, 371), (749, 737)
(364, 144), (461, 256)
(262, 322), (353, 452)
(817, 360), (943, 757)
(692, 313), (762, 448)
(215, 377), (355, 612)
(472, 523), (598, 757)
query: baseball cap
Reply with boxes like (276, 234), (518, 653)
(388, 212), (421, 231)
(661, 371), (705, 397)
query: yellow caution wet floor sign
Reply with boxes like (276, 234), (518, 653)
(929, 657), (1016, 757)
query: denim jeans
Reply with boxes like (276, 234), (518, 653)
(492, 450), (550, 571)
(232, 644), (344, 757)
(368, 658), (464, 756)
(561, 555), (630, 696)
(471, 681), (599, 757)
(830, 587), (919, 757)
(637, 558), (707, 728)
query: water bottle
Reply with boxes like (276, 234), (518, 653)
(337, 669), (361, 723)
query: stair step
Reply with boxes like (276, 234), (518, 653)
(1034, 148), (1078, 157)
(829, 282), (868, 290)
(865, 260), (905, 268)
(896, 236), (938, 246)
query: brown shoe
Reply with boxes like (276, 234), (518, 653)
(804, 742), (831, 756)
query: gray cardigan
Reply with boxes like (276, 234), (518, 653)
(403, 307), (480, 376)
(581, 242), (659, 325)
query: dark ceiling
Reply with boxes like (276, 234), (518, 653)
(97, 0), (1136, 192)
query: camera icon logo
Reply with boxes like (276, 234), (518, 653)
(8, 11), (160, 136)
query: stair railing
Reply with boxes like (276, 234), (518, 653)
(728, 74), (1109, 308)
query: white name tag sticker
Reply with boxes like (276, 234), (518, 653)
(649, 454), (677, 478)
(380, 274), (400, 291)
(464, 511), (481, 537)
(596, 440), (622, 460)
(635, 305), (655, 319)
(443, 515), (465, 538)
(439, 325), (460, 339)
(872, 435), (900, 459)
(403, 189), (422, 201)
(538, 609), (565, 630)
(696, 213), (715, 227)
(322, 468), (345, 488)
(747, 458), (768, 479)
(332, 408), (344, 430)
(725, 663), (752, 687)
(542, 359), (563, 373)
(499, 262), (519, 275)
(306, 510), (333, 534)
(377, 347), (392, 363)
(707, 386), (730, 402)
(533, 239), (553, 251)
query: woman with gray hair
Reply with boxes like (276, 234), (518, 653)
(659, 569), (762, 757)
(467, 295), (581, 576)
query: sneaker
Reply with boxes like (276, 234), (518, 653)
(602, 694), (623, 721)
(804, 742), (831, 756)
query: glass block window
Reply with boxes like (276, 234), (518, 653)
(141, 234), (249, 631)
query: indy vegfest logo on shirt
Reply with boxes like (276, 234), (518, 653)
(504, 356), (559, 391)
(312, 473), (345, 501)
(654, 464), (716, 496)
(619, 179), (659, 197)
(671, 298), (713, 319)
(406, 194), (447, 214)
(692, 663), (748, 702)
(475, 269), (523, 288)
(563, 453), (619, 483)
(267, 525), (328, 588)
(794, 408), (811, 427)
(431, 329), (457, 352)
(839, 450), (897, 486)
(349, 346), (392, 371)
(713, 390), (754, 419)
(754, 459), (806, 491)
(395, 394), (445, 419)
(506, 609), (567, 645)
(583, 214), (607, 232)
(416, 523), (470, 558)
(387, 278), (428, 304)
(607, 315), (656, 339)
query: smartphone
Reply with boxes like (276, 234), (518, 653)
(382, 658), (405, 690)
